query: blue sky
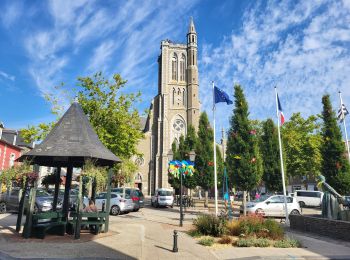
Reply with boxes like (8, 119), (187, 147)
(1, 0), (350, 138)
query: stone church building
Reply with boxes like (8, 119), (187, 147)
(135, 18), (201, 195)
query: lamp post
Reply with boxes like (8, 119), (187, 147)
(168, 149), (196, 227)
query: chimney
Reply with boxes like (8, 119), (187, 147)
(13, 130), (18, 145)
(0, 122), (4, 140)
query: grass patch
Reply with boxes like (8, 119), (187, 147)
(235, 238), (272, 247)
(198, 236), (214, 246)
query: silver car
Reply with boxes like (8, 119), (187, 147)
(240, 195), (301, 217)
(94, 192), (134, 215)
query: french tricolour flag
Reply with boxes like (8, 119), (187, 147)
(277, 94), (285, 125)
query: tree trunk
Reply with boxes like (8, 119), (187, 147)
(204, 190), (208, 208)
(243, 190), (247, 216)
(247, 192), (250, 202)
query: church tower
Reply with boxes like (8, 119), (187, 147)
(186, 17), (200, 129)
(146, 18), (201, 193)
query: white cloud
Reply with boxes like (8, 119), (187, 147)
(1, 1), (22, 28)
(0, 70), (15, 81)
(199, 0), (350, 133)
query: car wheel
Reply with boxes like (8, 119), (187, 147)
(110, 205), (120, 216)
(299, 201), (305, 208)
(170, 204), (174, 208)
(290, 209), (300, 215)
(0, 202), (6, 214)
(255, 208), (265, 216)
(134, 207), (140, 212)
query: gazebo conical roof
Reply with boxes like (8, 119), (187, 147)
(19, 102), (121, 167)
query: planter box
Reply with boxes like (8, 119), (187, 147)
(289, 214), (350, 241)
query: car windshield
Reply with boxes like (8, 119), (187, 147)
(253, 195), (270, 202)
(158, 190), (173, 196)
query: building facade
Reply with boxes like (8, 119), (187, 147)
(136, 18), (201, 195)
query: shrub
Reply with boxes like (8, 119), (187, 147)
(187, 229), (202, 237)
(274, 239), (301, 248)
(226, 220), (240, 236)
(235, 238), (272, 247)
(193, 214), (227, 237)
(253, 238), (271, 247)
(235, 238), (255, 247)
(262, 219), (284, 240)
(238, 215), (264, 236)
(218, 235), (232, 244)
(198, 237), (214, 246)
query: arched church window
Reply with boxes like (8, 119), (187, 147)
(172, 54), (178, 81)
(180, 55), (185, 81)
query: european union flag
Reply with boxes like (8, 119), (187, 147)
(214, 86), (233, 105)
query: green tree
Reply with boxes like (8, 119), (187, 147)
(260, 119), (282, 192)
(183, 125), (198, 191)
(195, 112), (214, 207)
(226, 85), (260, 215)
(21, 72), (144, 182)
(320, 95), (350, 194)
(282, 113), (323, 187)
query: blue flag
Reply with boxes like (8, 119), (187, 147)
(214, 86), (233, 105)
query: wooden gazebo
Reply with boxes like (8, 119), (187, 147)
(18, 101), (121, 239)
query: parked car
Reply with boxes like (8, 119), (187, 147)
(0, 188), (61, 213)
(95, 192), (134, 215)
(151, 188), (174, 208)
(294, 190), (324, 207)
(111, 187), (144, 211)
(240, 195), (301, 217)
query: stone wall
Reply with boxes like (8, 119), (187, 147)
(289, 214), (350, 241)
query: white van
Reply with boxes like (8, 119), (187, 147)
(294, 190), (323, 207)
(151, 188), (174, 208)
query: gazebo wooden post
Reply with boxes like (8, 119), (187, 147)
(74, 173), (83, 239)
(104, 168), (113, 233)
(63, 166), (73, 219)
(23, 164), (39, 239)
(16, 178), (29, 232)
(91, 177), (97, 203)
(52, 167), (61, 211)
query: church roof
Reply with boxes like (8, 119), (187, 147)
(18, 102), (121, 167)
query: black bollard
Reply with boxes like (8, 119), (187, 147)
(173, 230), (178, 252)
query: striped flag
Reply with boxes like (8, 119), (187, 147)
(337, 103), (349, 123)
(277, 94), (285, 125)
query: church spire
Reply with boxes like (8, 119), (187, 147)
(188, 17), (196, 34)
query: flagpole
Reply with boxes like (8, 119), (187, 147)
(213, 81), (218, 216)
(274, 87), (289, 224)
(339, 91), (350, 164)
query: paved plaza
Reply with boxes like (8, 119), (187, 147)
(0, 200), (349, 260)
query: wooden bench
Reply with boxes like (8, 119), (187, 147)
(68, 211), (107, 235)
(31, 211), (66, 239)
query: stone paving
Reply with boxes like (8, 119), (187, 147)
(0, 203), (349, 260)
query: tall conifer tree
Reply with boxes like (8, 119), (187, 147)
(321, 95), (350, 194)
(226, 85), (260, 214)
(260, 119), (282, 192)
(195, 112), (214, 207)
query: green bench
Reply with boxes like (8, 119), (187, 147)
(68, 211), (107, 235)
(31, 211), (66, 239)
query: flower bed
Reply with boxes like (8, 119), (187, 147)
(189, 214), (300, 248)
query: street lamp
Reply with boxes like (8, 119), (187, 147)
(168, 149), (196, 227)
